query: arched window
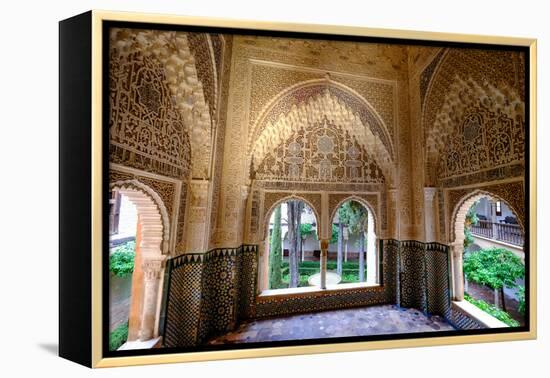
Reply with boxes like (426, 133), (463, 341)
(328, 199), (378, 286)
(108, 182), (168, 350)
(263, 199), (319, 291)
(453, 193), (525, 327)
(259, 196), (379, 294)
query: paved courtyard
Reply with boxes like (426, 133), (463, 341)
(208, 305), (455, 344)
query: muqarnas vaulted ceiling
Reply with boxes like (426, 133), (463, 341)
(422, 48), (525, 186)
(253, 114), (385, 184)
(109, 28), (227, 180)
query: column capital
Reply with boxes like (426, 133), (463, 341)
(142, 257), (166, 281)
(240, 185), (250, 200)
(423, 187), (438, 200)
(320, 239), (330, 250)
(450, 242), (463, 258)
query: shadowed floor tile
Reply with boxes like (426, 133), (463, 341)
(207, 305), (455, 344)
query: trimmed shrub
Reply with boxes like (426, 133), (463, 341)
(109, 323), (129, 351)
(109, 241), (136, 277)
(464, 294), (520, 327)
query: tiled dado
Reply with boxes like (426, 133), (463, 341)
(448, 302), (485, 330)
(162, 245), (257, 348)
(398, 241), (452, 319)
(162, 240), (480, 348)
(396, 241), (487, 330)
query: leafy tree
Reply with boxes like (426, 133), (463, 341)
(337, 217), (345, 276)
(330, 224), (339, 244)
(463, 247), (525, 312)
(335, 205), (353, 276)
(358, 232), (366, 282)
(464, 201), (480, 249)
(268, 205), (283, 289)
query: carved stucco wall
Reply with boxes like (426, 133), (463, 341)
(407, 46), (444, 241)
(109, 28), (230, 255)
(109, 49), (192, 180)
(422, 48), (525, 186)
(108, 27), (527, 297)
(110, 28), (218, 180)
(254, 115), (385, 184)
(410, 47), (526, 243)
(208, 35), (233, 249)
(215, 36), (412, 247)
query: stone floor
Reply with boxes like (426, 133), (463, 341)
(208, 305), (455, 344)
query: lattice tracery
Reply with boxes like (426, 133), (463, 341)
(425, 76), (525, 184)
(254, 116), (385, 184)
(110, 28), (215, 179)
(109, 51), (191, 179)
(251, 87), (394, 183)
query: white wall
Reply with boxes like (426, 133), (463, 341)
(116, 195), (138, 238)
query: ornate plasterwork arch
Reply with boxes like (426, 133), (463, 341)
(110, 28), (214, 179)
(249, 79), (393, 155)
(449, 189), (525, 246)
(422, 48), (524, 134)
(329, 195), (380, 237)
(424, 75), (524, 185)
(110, 179), (170, 255)
(260, 194), (321, 241)
(253, 116), (386, 184)
(249, 80), (395, 183)
(422, 50), (525, 185)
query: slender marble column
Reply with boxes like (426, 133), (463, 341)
(366, 211), (378, 284)
(139, 257), (165, 340)
(451, 243), (464, 301)
(489, 200), (499, 239)
(320, 239), (329, 289)
(424, 187), (438, 242)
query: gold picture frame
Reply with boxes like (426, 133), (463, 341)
(59, 9), (537, 368)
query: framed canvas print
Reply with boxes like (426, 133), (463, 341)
(59, 10), (537, 368)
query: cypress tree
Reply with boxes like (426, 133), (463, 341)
(268, 205), (283, 289)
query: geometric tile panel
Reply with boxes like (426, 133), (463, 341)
(425, 243), (451, 318)
(448, 305), (484, 330)
(237, 245), (259, 320)
(196, 253), (215, 343)
(163, 240), (475, 347)
(163, 257), (204, 348)
(254, 285), (392, 318)
(396, 240), (481, 330)
(162, 245), (258, 347)
(198, 248), (240, 341)
(383, 239), (399, 305)
(399, 240), (427, 312)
